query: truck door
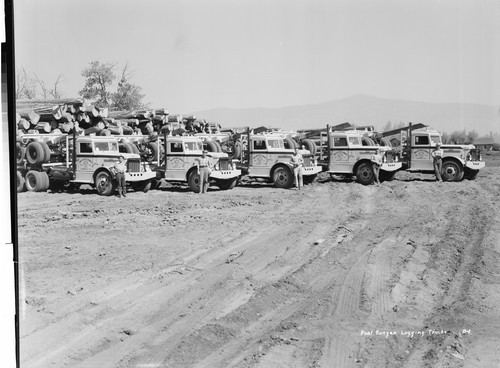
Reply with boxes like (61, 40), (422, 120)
(74, 141), (96, 183)
(248, 138), (271, 177)
(410, 134), (433, 171)
(329, 136), (351, 173)
(165, 141), (189, 180)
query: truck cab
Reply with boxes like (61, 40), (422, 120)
(45, 135), (156, 195)
(401, 128), (485, 181)
(156, 136), (241, 191)
(324, 129), (402, 185)
(238, 132), (323, 188)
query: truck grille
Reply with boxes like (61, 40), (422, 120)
(468, 149), (481, 161)
(127, 159), (141, 173)
(219, 158), (231, 170)
(303, 156), (312, 166)
(384, 152), (398, 163)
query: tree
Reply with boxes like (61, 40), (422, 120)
(79, 61), (117, 107)
(382, 120), (393, 132)
(111, 63), (145, 111)
(35, 74), (63, 99)
(16, 68), (36, 99)
(465, 129), (478, 145)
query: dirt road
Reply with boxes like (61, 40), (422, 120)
(18, 154), (500, 368)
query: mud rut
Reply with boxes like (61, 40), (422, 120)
(18, 170), (499, 368)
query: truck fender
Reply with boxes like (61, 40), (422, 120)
(352, 159), (372, 175)
(93, 167), (115, 183)
(271, 162), (293, 175)
(443, 155), (465, 166)
(186, 166), (198, 182)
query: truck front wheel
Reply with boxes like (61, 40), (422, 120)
(188, 171), (201, 192)
(441, 161), (464, 182)
(355, 162), (375, 185)
(217, 177), (239, 190)
(273, 166), (294, 189)
(131, 180), (152, 193)
(95, 171), (116, 196)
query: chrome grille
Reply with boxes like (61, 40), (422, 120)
(127, 159), (141, 173)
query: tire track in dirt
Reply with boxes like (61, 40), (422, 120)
(22, 187), (348, 368)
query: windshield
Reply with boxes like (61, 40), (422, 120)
(185, 141), (203, 151)
(94, 141), (118, 152)
(430, 135), (442, 145)
(348, 136), (361, 145)
(267, 139), (284, 149)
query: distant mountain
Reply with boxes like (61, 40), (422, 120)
(192, 95), (500, 134)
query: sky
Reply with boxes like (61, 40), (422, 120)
(13, 0), (500, 114)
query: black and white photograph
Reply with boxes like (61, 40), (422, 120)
(6, 0), (500, 367)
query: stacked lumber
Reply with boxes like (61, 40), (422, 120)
(16, 98), (223, 139)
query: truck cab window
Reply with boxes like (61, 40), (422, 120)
(171, 143), (183, 152)
(80, 142), (92, 153)
(94, 142), (110, 152)
(254, 140), (266, 150)
(430, 136), (441, 145)
(333, 137), (348, 147)
(267, 139), (283, 149)
(348, 137), (361, 145)
(414, 136), (429, 145)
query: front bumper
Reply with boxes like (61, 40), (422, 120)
(465, 161), (485, 170)
(381, 162), (403, 172)
(302, 165), (323, 176)
(209, 169), (241, 180)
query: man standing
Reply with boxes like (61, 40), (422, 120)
(290, 148), (304, 190)
(195, 150), (211, 194)
(432, 142), (444, 182)
(114, 155), (127, 197)
(370, 148), (383, 184)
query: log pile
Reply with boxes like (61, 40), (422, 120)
(16, 98), (223, 138)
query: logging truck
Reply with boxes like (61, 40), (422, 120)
(317, 126), (402, 185)
(16, 133), (156, 195)
(147, 134), (241, 192)
(381, 124), (485, 181)
(230, 129), (322, 188)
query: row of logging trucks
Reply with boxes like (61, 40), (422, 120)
(16, 118), (485, 195)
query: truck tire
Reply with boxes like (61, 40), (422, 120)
(355, 162), (375, 185)
(17, 171), (25, 192)
(303, 174), (317, 185)
(283, 137), (295, 150)
(188, 170), (201, 192)
(16, 143), (26, 164)
(205, 140), (220, 152)
(229, 141), (242, 160)
(464, 169), (479, 180)
(361, 137), (371, 146)
(217, 177), (239, 190)
(94, 171), (116, 196)
(144, 142), (159, 162)
(39, 141), (51, 162)
(379, 170), (396, 182)
(131, 180), (152, 193)
(25, 170), (46, 192)
(380, 138), (392, 147)
(39, 171), (50, 191)
(273, 165), (294, 188)
(128, 142), (140, 154)
(441, 160), (464, 182)
(26, 142), (45, 165)
(301, 139), (317, 155)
